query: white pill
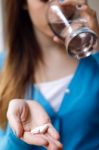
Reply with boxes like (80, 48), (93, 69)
(31, 124), (49, 134)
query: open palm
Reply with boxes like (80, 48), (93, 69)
(7, 100), (62, 149)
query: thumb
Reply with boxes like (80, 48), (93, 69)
(7, 100), (25, 138)
(7, 111), (24, 138)
(9, 115), (24, 138)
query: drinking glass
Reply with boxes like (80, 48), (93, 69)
(47, 0), (98, 59)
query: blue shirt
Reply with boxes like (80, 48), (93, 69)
(0, 52), (99, 150)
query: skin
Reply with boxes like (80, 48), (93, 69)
(7, 100), (62, 149)
(7, 0), (99, 149)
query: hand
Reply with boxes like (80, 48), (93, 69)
(78, 3), (99, 50)
(7, 99), (62, 149)
(53, 0), (99, 50)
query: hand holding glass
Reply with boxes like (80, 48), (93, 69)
(47, 0), (98, 59)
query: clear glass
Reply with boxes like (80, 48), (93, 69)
(47, 0), (98, 59)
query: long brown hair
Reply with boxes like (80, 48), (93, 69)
(0, 0), (43, 129)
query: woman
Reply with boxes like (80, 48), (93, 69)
(0, 0), (99, 149)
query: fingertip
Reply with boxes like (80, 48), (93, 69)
(18, 129), (24, 138)
(53, 132), (60, 140)
(56, 141), (63, 149)
(17, 131), (23, 138)
(11, 123), (23, 138)
(48, 125), (60, 140)
(53, 36), (58, 43)
(16, 123), (24, 138)
(56, 133), (60, 140)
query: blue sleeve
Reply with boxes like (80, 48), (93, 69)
(0, 125), (33, 150)
(92, 52), (99, 66)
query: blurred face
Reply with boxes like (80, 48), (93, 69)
(26, 0), (53, 38)
(26, 0), (87, 39)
